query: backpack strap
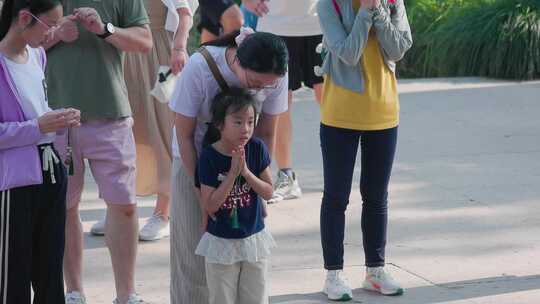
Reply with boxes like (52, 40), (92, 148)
(197, 46), (230, 92)
(332, 0), (343, 21)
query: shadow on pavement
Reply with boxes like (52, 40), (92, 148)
(270, 274), (540, 304)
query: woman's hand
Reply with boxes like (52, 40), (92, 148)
(38, 108), (80, 134)
(170, 48), (188, 75)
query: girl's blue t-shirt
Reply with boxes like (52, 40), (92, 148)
(197, 137), (271, 239)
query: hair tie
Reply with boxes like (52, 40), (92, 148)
(235, 27), (255, 46)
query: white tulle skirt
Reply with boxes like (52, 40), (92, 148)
(195, 229), (276, 265)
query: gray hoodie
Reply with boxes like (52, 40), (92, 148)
(317, 0), (413, 93)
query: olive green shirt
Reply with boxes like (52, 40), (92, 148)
(46, 0), (149, 121)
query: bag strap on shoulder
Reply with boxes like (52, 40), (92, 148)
(197, 46), (230, 92)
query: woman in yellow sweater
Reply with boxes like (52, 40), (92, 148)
(317, 0), (412, 301)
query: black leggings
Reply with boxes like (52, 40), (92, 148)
(0, 145), (67, 304)
(320, 124), (397, 269)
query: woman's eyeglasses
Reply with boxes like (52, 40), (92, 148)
(244, 69), (279, 90)
(28, 11), (59, 40)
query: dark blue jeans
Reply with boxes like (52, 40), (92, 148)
(320, 124), (397, 269)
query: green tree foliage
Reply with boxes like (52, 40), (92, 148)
(400, 0), (540, 80)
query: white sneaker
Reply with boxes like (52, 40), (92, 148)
(113, 294), (149, 304)
(268, 170), (302, 204)
(323, 270), (353, 301)
(362, 266), (404, 296)
(90, 217), (106, 236)
(65, 291), (87, 304)
(139, 213), (170, 241)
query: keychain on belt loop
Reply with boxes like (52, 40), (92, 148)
(65, 127), (74, 176)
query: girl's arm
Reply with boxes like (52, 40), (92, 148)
(0, 109), (80, 150)
(242, 166), (273, 201)
(201, 172), (238, 214)
(372, 0), (413, 61)
(201, 147), (244, 213)
(317, 0), (373, 66)
(0, 120), (42, 150)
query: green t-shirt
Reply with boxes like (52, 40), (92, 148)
(46, 0), (149, 121)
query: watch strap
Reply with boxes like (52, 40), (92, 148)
(97, 23), (113, 39)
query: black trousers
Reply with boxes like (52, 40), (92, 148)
(320, 124), (398, 269)
(0, 145), (67, 304)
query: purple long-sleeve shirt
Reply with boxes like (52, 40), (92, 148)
(0, 48), (47, 191)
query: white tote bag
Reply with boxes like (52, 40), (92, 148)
(150, 65), (178, 104)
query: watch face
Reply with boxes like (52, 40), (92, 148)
(106, 23), (116, 34)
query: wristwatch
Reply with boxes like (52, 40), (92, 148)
(97, 23), (116, 39)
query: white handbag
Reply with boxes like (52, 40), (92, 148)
(150, 65), (178, 104)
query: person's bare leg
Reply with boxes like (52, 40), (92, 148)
(275, 85), (321, 167)
(313, 83), (323, 105)
(153, 192), (170, 219)
(64, 204), (85, 295)
(275, 91), (294, 170)
(106, 204), (138, 303)
(220, 5), (244, 34)
(200, 29), (218, 44)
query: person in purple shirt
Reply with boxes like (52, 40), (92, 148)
(0, 0), (80, 302)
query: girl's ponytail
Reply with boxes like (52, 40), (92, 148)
(203, 123), (221, 147)
(0, 0), (15, 40)
(201, 30), (240, 48)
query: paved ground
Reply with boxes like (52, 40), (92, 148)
(77, 78), (540, 303)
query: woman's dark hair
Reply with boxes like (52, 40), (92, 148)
(203, 87), (258, 147)
(0, 0), (61, 40)
(203, 30), (288, 76)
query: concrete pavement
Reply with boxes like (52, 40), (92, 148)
(77, 78), (540, 303)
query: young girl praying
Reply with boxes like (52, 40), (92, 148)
(195, 87), (275, 304)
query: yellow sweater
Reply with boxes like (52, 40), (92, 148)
(321, 1), (399, 131)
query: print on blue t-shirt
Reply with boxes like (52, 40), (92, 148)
(198, 137), (271, 239)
